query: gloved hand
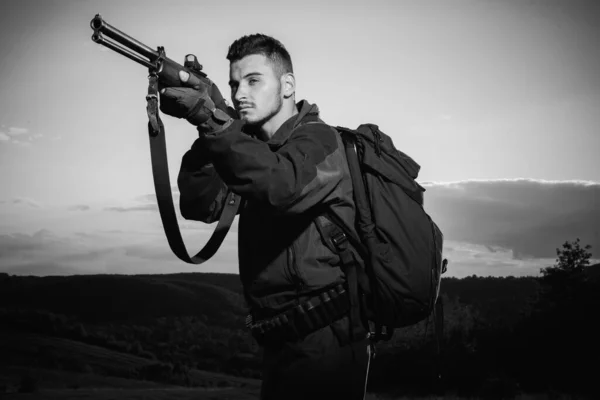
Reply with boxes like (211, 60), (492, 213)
(207, 80), (230, 115)
(160, 70), (234, 133)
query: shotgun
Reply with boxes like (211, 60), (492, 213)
(89, 14), (240, 265)
(90, 14), (229, 111)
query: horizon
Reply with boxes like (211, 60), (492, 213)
(1, 0), (599, 278)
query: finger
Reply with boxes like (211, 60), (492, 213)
(179, 70), (203, 89)
(178, 70), (190, 83)
(160, 87), (182, 99)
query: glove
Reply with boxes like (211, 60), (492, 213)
(159, 70), (234, 133)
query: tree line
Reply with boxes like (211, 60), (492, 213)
(1, 239), (597, 397)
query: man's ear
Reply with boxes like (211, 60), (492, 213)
(282, 72), (296, 99)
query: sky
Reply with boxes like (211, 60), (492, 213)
(0, 0), (599, 278)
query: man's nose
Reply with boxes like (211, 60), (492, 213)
(234, 84), (247, 103)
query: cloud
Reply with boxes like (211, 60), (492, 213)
(97, 189), (217, 232)
(2, 262), (91, 276)
(441, 240), (554, 278)
(6, 180), (596, 278)
(135, 188), (180, 204)
(7, 127), (28, 136)
(122, 230), (238, 262)
(12, 197), (43, 208)
(0, 229), (60, 253)
(104, 204), (159, 212)
(0, 127), (42, 146)
(105, 188), (180, 213)
(0, 227), (239, 276)
(1, 190), (238, 276)
(422, 179), (600, 260)
(136, 193), (158, 203)
(69, 205), (91, 211)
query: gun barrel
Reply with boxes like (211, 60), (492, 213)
(90, 14), (159, 69)
(90, 14), (208, 86)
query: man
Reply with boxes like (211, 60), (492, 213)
(160, 34), (372, 399)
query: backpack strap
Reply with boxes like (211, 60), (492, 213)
(327, 128), (395, 342)
(313, 216), (367, 343)
(292, 120), (371, 341)
(313, 129), (377, 340)
(146, 73), (240, 264)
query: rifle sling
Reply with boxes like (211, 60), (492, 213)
(145, 73), (240, 264)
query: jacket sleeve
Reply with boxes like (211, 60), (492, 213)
(177, 140), (231, 223)
(198, 120), (346, 214)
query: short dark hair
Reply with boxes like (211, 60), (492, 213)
(226, 34), (293, 77)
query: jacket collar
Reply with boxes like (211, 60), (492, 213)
(265, 100), (321, 147)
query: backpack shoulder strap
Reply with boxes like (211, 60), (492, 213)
(335, 127), (378, 246)
(330, 126), (395, 341)
(314, 213), (368, 341)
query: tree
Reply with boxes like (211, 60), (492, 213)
(536, 238), (593, 321)
(540, 238), (592, 283)
(524, 239), (596, 392)
(536, 237), (594, 324)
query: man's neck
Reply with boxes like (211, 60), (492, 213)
(258, 101), (298, 141)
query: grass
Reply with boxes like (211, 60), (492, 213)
(366, 394), (592, 400)
(0, 333), (591, 400)
(0, 366), (261, 399)
(1, 388), (591, 400)
(0, 387), (258, 400)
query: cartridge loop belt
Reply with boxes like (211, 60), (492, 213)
(246, 284), (350, 345)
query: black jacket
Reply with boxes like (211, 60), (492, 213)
(178, 100), (358, 320)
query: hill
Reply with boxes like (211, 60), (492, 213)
(2, 270), (597, 397)
(585, 262), (600, 281)
(0, 272), (245, 327)
(0, 330), (259, 389)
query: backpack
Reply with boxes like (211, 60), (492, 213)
(321, 124), (448, 342)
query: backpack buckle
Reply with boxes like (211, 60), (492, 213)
(331, 231), (348, 249)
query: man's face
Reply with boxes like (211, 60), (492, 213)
(229, 54), (284, 127)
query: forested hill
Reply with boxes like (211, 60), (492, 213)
(1, 267), (599, 397)
(4, 268), (599, 338)
(0, 272), (540, 328)
(0, 272), (246, 326)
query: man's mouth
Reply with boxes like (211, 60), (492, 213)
(237, 104), (253, 111)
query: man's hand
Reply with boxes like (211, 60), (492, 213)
(159, 70), (233, 132)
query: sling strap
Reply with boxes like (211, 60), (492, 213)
(146, 72), (240, 264)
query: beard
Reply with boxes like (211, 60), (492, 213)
(242, 81), (284, 127)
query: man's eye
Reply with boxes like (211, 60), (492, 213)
(249, 79), (258, 85)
